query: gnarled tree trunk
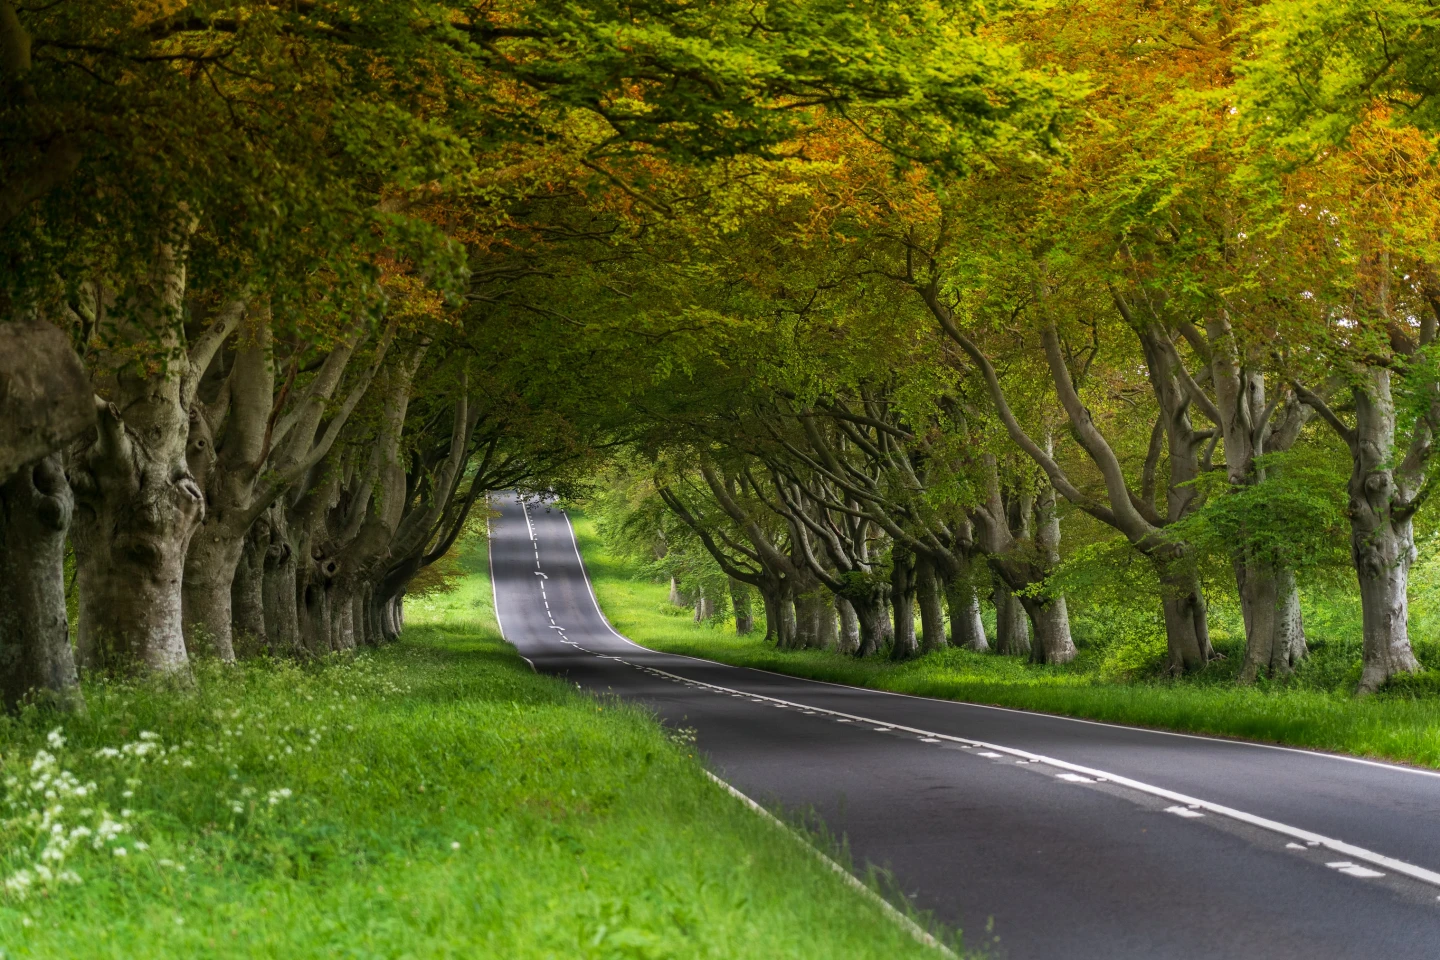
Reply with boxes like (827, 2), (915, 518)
(1347, 370), (1422, 693)
(0, 456), (83, 711)
(945, 574), (987, 652)
(890, 546), (918, 660)
(231, 520), (268, 655)
(915, 555), (947, 654)
(0, 319), (94, 709)
(1153, 554), (1213, 674)
(836, 597), (861, 654)
(730, 578), (754, 634)
(993, 580), (1030, 657)
(1236, 561), (1307, 682)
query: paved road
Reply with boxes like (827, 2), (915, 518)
(489, 492), (1440, 959)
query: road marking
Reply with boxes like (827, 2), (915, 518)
(704, 772), (955, 957)
(620, 661), (1440, 889)
(1287, 843), (1306, 850)
(873, 727), (894, 732)
(1327, 861), (1386, 879)
(549, 496), (1440, 789)
(532, 503), (1440, 893)
(1056, 773), (1094, 783)
(919, 737), (941, 743)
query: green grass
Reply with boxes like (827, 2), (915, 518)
(0, 537), (949, 958)
(571, 515), (1440, 771)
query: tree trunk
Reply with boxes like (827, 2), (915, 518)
(334, 587), (356, 652)
(793, 590), (827, 648)
(0, 456), (83, 712)
(853, 595), (892, 657)
(72, 404), (203, 674)
(993, 580), (1031, 657)
(836, 597), (861, 654)
(1346, 369), (1423, 693)
(181, 532), (245, 661)
(354, 587), (373, 647)
(262, 528), (300, 655)
(668, 577), (684, 607)
(945, 575), (988, 652)
(300, 575), (332, 656)
(890, 548), (918, 660)
(916, 556), (947, 654)
(1236, 560), (1307, 682)
(693, 590), (714, 622)
(1019, 594), (1076, 665)
(730, 578), (755, 635)
(232, 522), (267, 655)
(815, 597), (838, 650)
(1154, 559), (1214, 674)
(760, 581), (797, 648)
(1025, 477), (1075, 664)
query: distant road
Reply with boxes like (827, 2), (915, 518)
(489, 492), (1440, 959)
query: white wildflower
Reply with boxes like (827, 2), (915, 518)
(113, 847), (127, 857)
(46, 727), (66, 750)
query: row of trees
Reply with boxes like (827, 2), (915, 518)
(0, 0), (1054, 709)
(3, 0), (1436, 707)
(587, 0), (1440, 694)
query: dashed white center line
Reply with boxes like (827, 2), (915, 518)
(873, 727), (894, 732)
(1056, 773), (1095, 783)
(919, 737), (941, 743)
(1328, 861), (1386, 879)
(1166, 806), (1205, 819)
(976, 751), (1003, 758)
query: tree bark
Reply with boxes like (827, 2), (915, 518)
(1154, 558), (1213, 674)
(993, 580), (1031, 657)
(916, 555), (947, 654)
(1019, 595), (1075, 665)
(853, 595), (892, 657)
(945, 575), (987, 652)
(730, 578), (755, 634)
(261, 509), (300, 655)
(1025, 481), (1076, 664)
(231, 521), (268, 655)
(1236, 561), (1307, 682)
(836, 597), (861, 654)
(890, 546), (918, 660)
(71, 236), (207, 674)
(793, 589), (828, 648)
(72, 402), (203, 673)
(0, 456), (83, 712)
(1348, 370), (1422, 693)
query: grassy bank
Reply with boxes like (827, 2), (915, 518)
(571, 515), (1440, 770)
(0, 538), (947, 958)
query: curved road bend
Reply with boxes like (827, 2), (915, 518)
(489, 492), (1440, 959)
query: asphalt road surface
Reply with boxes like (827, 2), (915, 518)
(488, 492), (1440, 959)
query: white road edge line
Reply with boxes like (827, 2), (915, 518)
(553, 505), (1440, 892)
(703, 771), (956, 958)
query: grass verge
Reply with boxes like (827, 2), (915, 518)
(0, 538), (947, 958)
(571, 515), (1440, 770)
